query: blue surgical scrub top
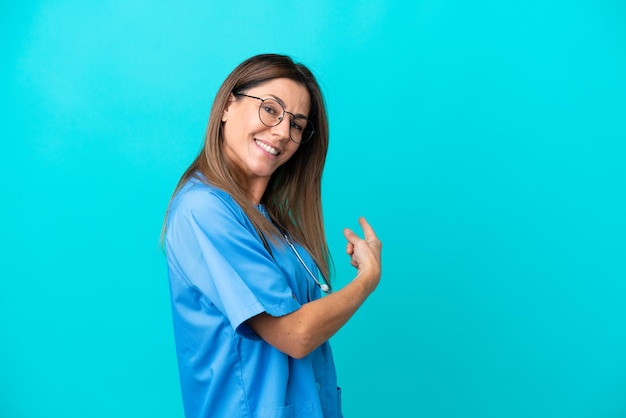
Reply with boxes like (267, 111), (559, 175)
(165, 176), (342, 418)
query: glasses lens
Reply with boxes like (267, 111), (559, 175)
(253, 96), (315, 143)
(289, 117), (314, 144)
(258, 99), (283, 127)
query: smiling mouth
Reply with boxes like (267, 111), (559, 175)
(255, 139), (280, 156)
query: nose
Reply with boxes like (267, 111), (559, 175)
(271, 116), (291, 141)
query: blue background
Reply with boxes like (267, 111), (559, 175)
(2, 1), (625, 417)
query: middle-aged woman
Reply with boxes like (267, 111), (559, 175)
(164, 53), (382, 417)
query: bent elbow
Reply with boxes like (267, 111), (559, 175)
(285, 328), (317, 359)
(288, 345), (311, 360)
(289, 350), (308, 360)
(287, 346), (313, 360)
(247, 311), (322, 359)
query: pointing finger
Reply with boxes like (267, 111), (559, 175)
(358, 217), (379, 242)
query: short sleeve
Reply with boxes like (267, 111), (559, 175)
(165, 183), (301, 338)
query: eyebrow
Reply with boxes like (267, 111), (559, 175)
(267, 94), (308, 119)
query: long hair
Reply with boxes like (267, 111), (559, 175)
(164, 54), (331, 281)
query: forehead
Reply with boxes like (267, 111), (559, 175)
(247, 78), (311, 116)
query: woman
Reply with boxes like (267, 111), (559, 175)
(164, 54), (382, 418)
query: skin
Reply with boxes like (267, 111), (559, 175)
(221, 78), (309, 205)
(248, 218), (382, 359)
(222, 78), (383, 359)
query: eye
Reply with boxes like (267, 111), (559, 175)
(290, 118), (307, 132)
(262, 100), (281, 116)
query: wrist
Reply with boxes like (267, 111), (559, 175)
(355, 268), (380, 295)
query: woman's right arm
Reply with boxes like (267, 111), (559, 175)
(246, 217), (382, 359)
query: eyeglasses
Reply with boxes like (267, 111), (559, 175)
(234, 93), (315, 144)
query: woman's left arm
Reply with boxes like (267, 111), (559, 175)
(246, 217), (382, 359)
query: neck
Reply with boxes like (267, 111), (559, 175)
(247, 179), (269, 205)
(222, 154), (269, 205)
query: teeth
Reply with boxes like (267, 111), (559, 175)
(255, 140), (279, 156)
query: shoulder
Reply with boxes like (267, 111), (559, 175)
(170, 177), (242, 220)
(165, 176), (262, 243)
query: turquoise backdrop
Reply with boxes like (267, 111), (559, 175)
(2, 1), (625, 417)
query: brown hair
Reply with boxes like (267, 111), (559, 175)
(164, 54), (331, 281)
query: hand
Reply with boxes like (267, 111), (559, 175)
(343, 217), (382, 292)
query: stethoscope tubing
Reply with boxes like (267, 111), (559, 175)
(281, 231), (332, 294)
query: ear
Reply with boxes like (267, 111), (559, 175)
(221, 93), (236, 122)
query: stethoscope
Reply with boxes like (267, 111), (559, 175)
(280, 229), (332, 294)
(259, 215), (333, 294)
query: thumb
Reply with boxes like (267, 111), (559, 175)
(343, 227), (361, 245)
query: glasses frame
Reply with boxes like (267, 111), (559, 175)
(234, 92), (315, 144)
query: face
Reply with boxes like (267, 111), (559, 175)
(221, 78), (311, 202)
